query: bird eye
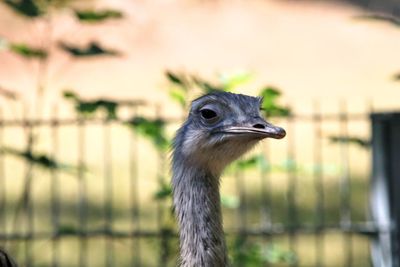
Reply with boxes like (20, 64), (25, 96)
(200, 109), (217, 120)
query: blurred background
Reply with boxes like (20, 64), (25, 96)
(0, 0), (399, 266)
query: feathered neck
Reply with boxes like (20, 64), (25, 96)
(172, 157), (229, 267)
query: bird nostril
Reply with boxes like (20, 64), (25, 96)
(253, 124), (265, 129)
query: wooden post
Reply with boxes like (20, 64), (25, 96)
(371, 112), (400, 267)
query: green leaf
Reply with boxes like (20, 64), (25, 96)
(231, 237), (265, 267)
(2, 147), (76, 171)
(259, 87), (281, 106)
(192, 76), (224, 93)
(63, 91), (119, 119)
(58, 224), (78, 235)
(9, 43), (47, 59)
(59, 41), (120, 57)
(234, 154), (268, 171)
(3, 0), (43, 17)
(62, 90), (77, 100)
(169, 88), (187, 108)
(259, 87), (291, 117)
(154, 182), (172, 200)
(94, 100), (118, 119)
(126, 117), (169, 150)
(166, 71), (187, 87)
(236, 156), (258, 170)
(329, 135), (371, 149)
(263, 245), (297, 264)
(77, 100), (118, 119)
(75, 9), (123, 23)
(219, 70), (253, 91)
(393, 73), (400, 81)
(166, 71), (192, 107)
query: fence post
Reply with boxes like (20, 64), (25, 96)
(371, 112), (400, 267)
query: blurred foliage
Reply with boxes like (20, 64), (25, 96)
(394, 73), (400, 81)
(74, 9), (123, 23)
(2, 0), (76, 17)
(231, 237), (296, 267)
(192, 76), (226, 93)
(9, 43), (47, 58)
(0, 37), (48, 59)
(233, 154), (268, 172)
(259, 87), (291, 117)
(166, 71), (190, 108)
(221, 195), (240, 209)
(0, 86), (19, 100)
(231, 238), (266, 267)
(126, 117), (169, 151)
(165, 71), (232, 108)
(63, 90), (170, 149)
(219, 70), (253, 91)
(58, 41), (120, 57)
(357, 13), (400, 27)
(165, 70), (290, 119)
(57, 224), (79, 235)
(329, 135), (371, 149)
(63, 90), (118, 119)
(2, 147), (76, 171)
(2, 0), (43, 17)
(263, 244), (297, 264)
(154, 181), (173, 200)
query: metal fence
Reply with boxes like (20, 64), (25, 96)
(0, 101), (379, 267)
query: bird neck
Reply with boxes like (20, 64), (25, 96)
(172, 161), (229, 267)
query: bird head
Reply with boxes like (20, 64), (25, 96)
(174, 92), (286, 175)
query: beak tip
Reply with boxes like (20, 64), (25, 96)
(276, 128), (286, 139)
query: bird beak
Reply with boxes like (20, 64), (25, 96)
(216, 120), (286, 139)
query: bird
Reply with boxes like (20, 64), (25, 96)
(172, 91), (286, 267)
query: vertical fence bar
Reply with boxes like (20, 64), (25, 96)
(260, 142), (272, 229)
(77, 117), (87, 267)
(313, 103), (324, 267)
(154, 105), (162, 266)
(51, 108), (60, 267)
(339, 101), (353, 267)
(10, 108), (31, 265)
(104, 120), (114, 267)
(235, 167), (247, 267)
(130, 108), (141, 267)
(260, 142), (272, 267)
(286, 114), (298, 267)
(158, 150), (171, 267)
(155, 104), (168, 267)
(0, 108), (5, 240)
(25, 120), (34, 267)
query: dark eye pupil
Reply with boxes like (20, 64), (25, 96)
(200, 109), (217, 119)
